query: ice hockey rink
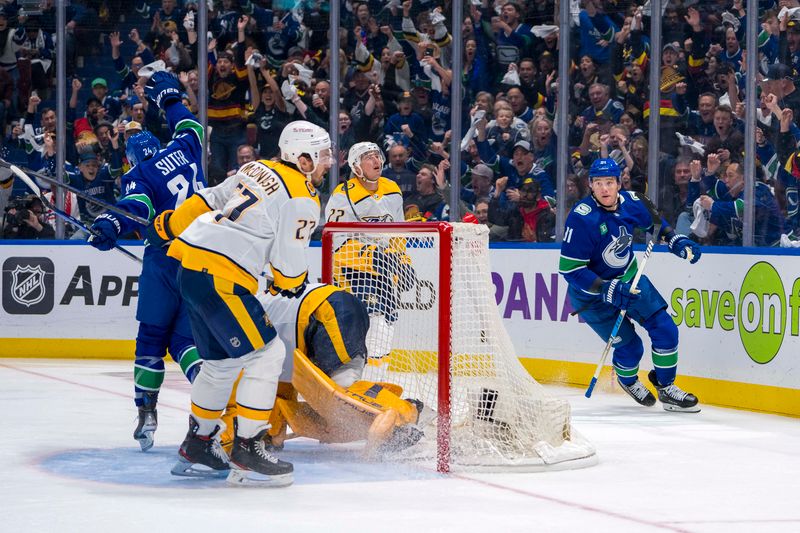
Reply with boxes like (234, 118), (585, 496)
(2, 358), (798, 533)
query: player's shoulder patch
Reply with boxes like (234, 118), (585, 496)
(574, 203), (593, 216)
(626, 190), (640, 201)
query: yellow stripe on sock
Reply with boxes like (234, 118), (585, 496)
(236, 403), (272, 421)
(192, 402), (224, 420)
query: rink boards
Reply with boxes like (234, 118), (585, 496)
(1, 241), (798, 417)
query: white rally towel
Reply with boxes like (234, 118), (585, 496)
(689, 198), (709, 238)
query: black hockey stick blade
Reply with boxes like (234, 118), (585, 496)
(10, 165), (143, 264)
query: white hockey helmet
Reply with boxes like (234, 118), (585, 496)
(279, 120), (331, 175)
(347, 141), (385, 180)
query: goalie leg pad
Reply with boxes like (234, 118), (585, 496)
(346, 381), (419, 425)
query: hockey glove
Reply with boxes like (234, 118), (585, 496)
(601, 279), (640, 310)
(144, 71), (182, 109)
(145, 210), (175, 248)
(88, 213), (122, 251)
(668, 234), (701, 264)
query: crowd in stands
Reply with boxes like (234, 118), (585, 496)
(1, 0), (800, 248)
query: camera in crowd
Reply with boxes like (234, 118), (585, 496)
(3, 195), (37, 225)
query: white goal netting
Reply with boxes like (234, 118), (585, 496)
(325, 222), (596, 471)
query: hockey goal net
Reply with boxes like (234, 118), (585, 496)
(321, 222), (596, 472)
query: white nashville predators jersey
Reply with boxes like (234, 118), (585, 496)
(168, 159), (320, 294)
(325, 177), (404, 223)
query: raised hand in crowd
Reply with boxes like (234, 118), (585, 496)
(780, 108), (794, 132)
(434, 158), (450, 189)
(129, 28), (142, 47)
(685, 7), (702, 32)
(707, 152), (721, 175)
(28, 92), (42, 113)
(495, 176), (509, 194)
(675, 82), (687, 95)
(690, 159), (702, 182)
(110, 31), (122, 49)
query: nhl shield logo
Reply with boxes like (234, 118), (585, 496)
(2, 257), (55, 315)
(11, 265), (47, 307)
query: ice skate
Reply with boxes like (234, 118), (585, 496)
(171, 416), (230, 478)
(648, 371), (700, 413)
(133, 391), (158, 451)
(617, 378), (656, 407)
(227, 429), (294, 487)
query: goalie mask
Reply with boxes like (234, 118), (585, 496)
(279, 120), (332, 179)
(126, 131), (161, 167)
(347, 142), (385, 183)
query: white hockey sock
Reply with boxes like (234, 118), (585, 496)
(235, 338), (286, 439)
(191, 357), (245, 436)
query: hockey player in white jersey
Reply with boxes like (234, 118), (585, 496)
(258, 283), (424, 456)
(325, 142), (404, 223)
(325, 142), (416, 358)
(146, 120), (331, 487)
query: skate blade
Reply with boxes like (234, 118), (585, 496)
(662, 403), (701, 413)
(226, 468), (293, 487)
(170, 457), (230, 478)
(135, 431), (155, 452)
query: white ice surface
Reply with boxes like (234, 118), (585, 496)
(2, 359), (799, 533)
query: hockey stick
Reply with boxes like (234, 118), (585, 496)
(10, 165), (143, 264)
(0, 159), (150, 227)
(584, 238), (654, 398)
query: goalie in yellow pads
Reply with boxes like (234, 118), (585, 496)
(258, 282), (425, 456)
(325, 142), (417, 359)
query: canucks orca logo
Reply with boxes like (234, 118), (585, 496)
(601, 227), (632, 269)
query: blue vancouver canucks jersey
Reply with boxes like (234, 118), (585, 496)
(559, 191), (655, 294)
(115, 103), (206, 238)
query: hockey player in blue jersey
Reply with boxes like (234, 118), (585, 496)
(88, 71), (207, 450)
(559, 158), (702, 412)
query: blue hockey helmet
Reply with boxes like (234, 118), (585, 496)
(125, 130), (160, 167)
(588, 158), (621, 181)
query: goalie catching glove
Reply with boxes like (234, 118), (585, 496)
(88, 213), (123, 251)
(668, 234), (701, 263)
(144, 71), (182, 109)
